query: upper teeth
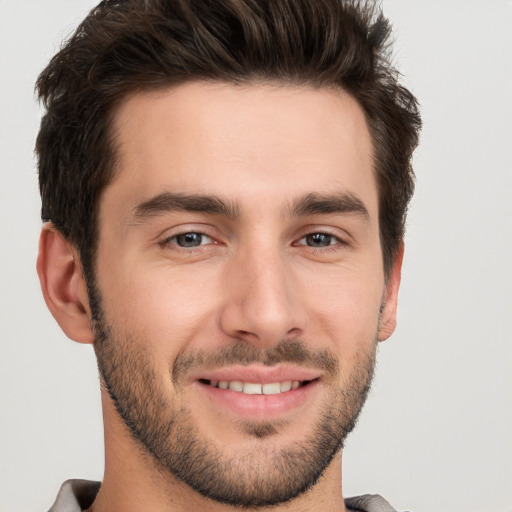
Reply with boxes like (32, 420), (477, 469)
(210, 380), (301, 394)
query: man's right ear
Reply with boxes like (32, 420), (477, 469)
(37, 223), (94, 344)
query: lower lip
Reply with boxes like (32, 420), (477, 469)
(196, 380), (320, 420)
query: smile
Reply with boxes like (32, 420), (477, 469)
(196, 374), (321, 419)
(202, 379), (306, 394)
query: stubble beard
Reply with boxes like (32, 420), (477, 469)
(91, 299), (378, 508)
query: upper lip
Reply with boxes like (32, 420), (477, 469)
(189, 364), (321, 384)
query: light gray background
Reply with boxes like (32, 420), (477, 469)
(1, 1), (511, 511)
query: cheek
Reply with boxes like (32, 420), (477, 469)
(300, 266), (384, 351)
(97, 259), (222, 353)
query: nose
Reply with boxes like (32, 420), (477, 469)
(219, 248), (307, 347)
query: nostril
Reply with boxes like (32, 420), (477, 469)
(286, 327), (303, 338)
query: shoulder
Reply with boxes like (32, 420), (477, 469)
(345, 493), (407, 512)
(48, 479), (101, 512)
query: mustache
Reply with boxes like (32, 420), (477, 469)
(171, 339), (339, 385)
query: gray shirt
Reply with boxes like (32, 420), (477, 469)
(48, 479), (402, 512)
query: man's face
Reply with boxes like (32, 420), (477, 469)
(91, 82), (399, 506)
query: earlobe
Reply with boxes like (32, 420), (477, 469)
(378, 244), (404, 342)
(36, 223), (94, 344)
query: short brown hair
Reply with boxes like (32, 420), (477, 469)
(36, 0), (421, 281)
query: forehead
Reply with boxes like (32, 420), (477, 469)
(106, 81), (376, 219)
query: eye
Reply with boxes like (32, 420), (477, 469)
(298, 232), (340, 248)
(165, 232), (213, 248)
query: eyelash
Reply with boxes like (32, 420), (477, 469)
(159, 231), (213, 251)
(159, 230), (347, 254)
(295, 232), (346, 251)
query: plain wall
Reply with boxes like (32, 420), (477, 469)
(1, 1), (511, 511)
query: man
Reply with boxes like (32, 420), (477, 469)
(35, 0), (421, 510)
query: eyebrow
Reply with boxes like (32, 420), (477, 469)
(132, 192), (241, 221)
(290, 192), (370, 220)
(132, 190), (369, 223)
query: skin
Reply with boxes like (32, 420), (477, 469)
(37, 82), (403, 512)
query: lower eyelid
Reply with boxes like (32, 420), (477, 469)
(180, 234), (210, 245)
(159, 232), (213, 248)
(297, 234), (343, 246)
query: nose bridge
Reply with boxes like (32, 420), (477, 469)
(220, 240), (305, 345)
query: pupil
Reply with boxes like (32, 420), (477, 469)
(307, 233), (331, 247)
(177, 233), (202, 247)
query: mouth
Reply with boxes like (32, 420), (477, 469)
(199, 378), (314, 395)
(195, 372), (321, 420)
